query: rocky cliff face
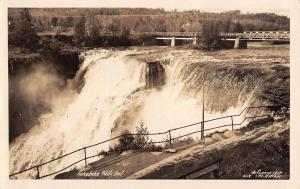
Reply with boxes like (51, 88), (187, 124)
(8, 48), (81, 142)
(145, 61), (165, 88)
(9, 48), (81, 78)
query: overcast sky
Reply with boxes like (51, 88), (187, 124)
(8, 0), (291, 16)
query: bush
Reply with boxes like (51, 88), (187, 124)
(117, 130), (134, 152)
(132, 121), (150, 150)
(146, 143), (163, 152)
(114, 121), (156, 153)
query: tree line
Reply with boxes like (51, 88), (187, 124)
(8, 8), (290, 49)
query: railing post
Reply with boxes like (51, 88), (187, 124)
(36, 166), (40, 179)
(83, 147), (87, 168)
(201, 122), (204, 141)
(201, 72), (205, 141)
(231, 116), (234, 131)
(168, 130), (172, 148)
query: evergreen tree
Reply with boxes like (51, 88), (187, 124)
(87, 16), (101, 46)
(121, 25), (130, 38)
(50, 17), (58, 27)
(197, 20), (221, 50)
(118, 130), (134, 152)
(232, 22), (244, 33)
(108, 18), (121, 36)
(73, 17), (86, 46)
(223, 18), (232, 32)
(132, 121), (150, 150)
(9, 8), (39, 49)
(156, 19), (167, 32)
(66, 16), (74, 27)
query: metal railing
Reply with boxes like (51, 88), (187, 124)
(220, 31), (290, 40)
(130, 31), (200, 37)
(9, 105), (287, 179)
(130, 31), (290, 39)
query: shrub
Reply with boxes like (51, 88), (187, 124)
(115, 121), (154, 153)
(132, 121), (150, 150)
(146, 143), (163, 152)
(117, 130), (134, 152)
(109, 121), (163, 153)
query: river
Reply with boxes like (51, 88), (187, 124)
(9, 44), (290, 179)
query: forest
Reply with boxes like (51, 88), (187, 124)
(8, 8), (290, 49)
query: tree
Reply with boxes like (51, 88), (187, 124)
(197, 20), (221, 50)
(108, 18), (121, 36)
(223, 18), (232, 32)
(66, 16), (74, 27)
(73, 17), (86, 46)
(50, 17), (58, 27)
(115, 121), (151, 153)
(132, 121), (150, 150)
(86, 16), (101, 45)
(117, 130), (134, 152)
(155, 19), (167, 32)
(9, 8), (39, 49)
(121, 25), (131, 38)
(232, 22), (244, 33)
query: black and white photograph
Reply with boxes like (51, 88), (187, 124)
(1, 0), (299, 186)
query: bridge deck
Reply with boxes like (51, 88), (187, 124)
(220, 31), (290, 41)
(131, 31), (290, 41)
(37, 31), (290, 42)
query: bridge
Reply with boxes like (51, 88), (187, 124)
(38, 30), (290, 48)
(220, 31), (290, 48)
(130, 31), (290, 48)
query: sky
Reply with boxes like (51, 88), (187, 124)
(7, 0), (291, 16)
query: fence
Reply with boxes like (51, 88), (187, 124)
(9, 105), (287, 179)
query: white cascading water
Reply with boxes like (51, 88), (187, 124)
(9, 48), (261, 179)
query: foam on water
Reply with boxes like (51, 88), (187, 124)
(9, 48), (266, 179)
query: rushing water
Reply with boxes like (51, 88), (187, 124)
(9, 45), (289, 179)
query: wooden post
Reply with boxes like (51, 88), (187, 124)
(168, 130), (172, 148)
(36, 166), (40, 179)
(231, 116), (234, 131)
(84, 147), (87, 168)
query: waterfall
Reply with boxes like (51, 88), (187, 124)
(9, 48), (267, 179)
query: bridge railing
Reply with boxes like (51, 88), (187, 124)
(220, 31), (290, 40)
(131, 31), (289, 41)
(9, 105), (288, 179)
(130, 31), (200, 37)
(242, 31), (290, 39)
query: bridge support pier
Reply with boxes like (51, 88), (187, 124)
(193, 37), (197, 45)
(171, 36), (176, 47)
(234, 38), (247, 49)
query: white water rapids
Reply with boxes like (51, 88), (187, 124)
(9, 48), (264, 179)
